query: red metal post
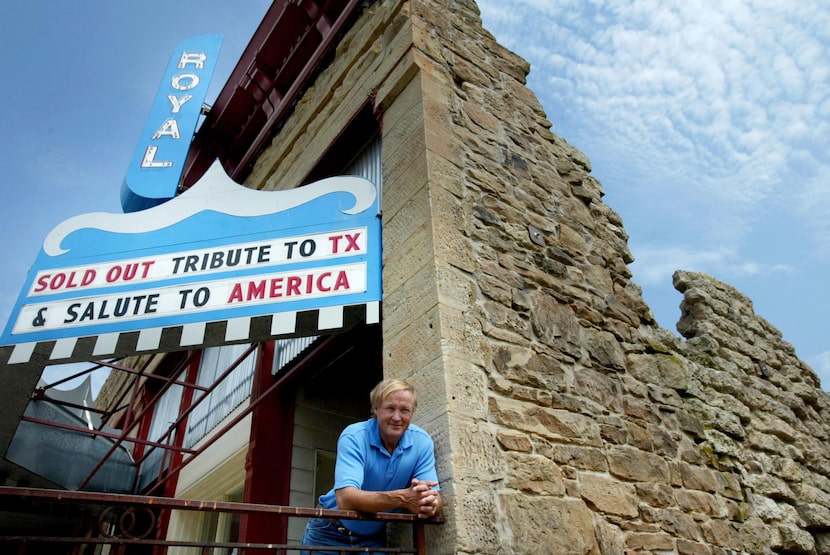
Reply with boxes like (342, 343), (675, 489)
(153, 351), (202, 555)
(414, 521), (426, 555)
(238, 341), (295, 551)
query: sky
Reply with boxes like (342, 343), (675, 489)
(0, 1), (827, 392)
(0, 0), (271, 392)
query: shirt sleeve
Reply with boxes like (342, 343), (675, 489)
(332, 429), (367, 491)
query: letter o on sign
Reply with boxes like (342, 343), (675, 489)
(172, 73), (200, 91)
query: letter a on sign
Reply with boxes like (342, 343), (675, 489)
(121, 35), (223, 213)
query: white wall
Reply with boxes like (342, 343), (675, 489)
(287, 383), (367, 544)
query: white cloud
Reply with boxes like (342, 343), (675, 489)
(809, 351), (830, 391)
(793, 165), (830, 256)
(629, 244), (795, 286)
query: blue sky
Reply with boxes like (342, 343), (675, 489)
(1, 1), (828, 391)
(0, 0), (270, 391)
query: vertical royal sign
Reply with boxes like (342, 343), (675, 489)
(121, 35), (223, 213)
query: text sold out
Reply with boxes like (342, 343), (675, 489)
(34, 262), (155, 293)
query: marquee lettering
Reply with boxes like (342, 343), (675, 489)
(167, 94), (193, 113)
(63, 294), (160, 323)
(329, 232), (361, 253)
(140, 50), (211, 170)
(172, 245), (271, 274)
(151, 119), (181, 140)
(34, 269), (97, 293)
(226, 270), (351, 303)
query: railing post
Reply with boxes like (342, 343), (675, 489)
(413, 521), (426, 555)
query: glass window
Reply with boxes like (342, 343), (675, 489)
(184, 344), (256, 448)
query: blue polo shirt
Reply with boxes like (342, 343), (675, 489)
(317, 417), (439, 536)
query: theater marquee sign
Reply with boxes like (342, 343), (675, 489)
(1, 161), (381, 365)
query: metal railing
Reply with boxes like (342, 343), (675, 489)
(0, 486), (444, 554)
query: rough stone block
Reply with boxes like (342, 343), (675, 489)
(504, 452), (565, 496)
(384, 301), (442, 372)
(607, 446), (670, 483)
(779, 523), (816, 554)
(676, 538), (713, 555)
(679, 462), (719, 494)
(635, 482), (675, 508)
(496, 429), (533, 452)
(453, 480), (506, 553)
(489, 395), (602, 446)
(500, 493), (600, 554)
(579, 472), (638, 517)
(625, 531), (675, 551)
(526, 290), (583, 353)
(449, 420), (506, 481)
(628, 352), (690, 391)
(674, 489), (716, 516)
(582, 327), (627, 371)
(572, 368), (624, 414)
(443, 356), (488, 419)
(701, 519), (743, 551)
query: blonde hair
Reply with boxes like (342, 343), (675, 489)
(370, 378), (418, 411)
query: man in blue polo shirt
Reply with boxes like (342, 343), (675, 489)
(300, 378), (442, 553)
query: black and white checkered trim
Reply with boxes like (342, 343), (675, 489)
(1, 302), (379, 366)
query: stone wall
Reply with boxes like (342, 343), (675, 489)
(390, 0), (830, 553)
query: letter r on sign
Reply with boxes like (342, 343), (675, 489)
(178, 51), (208, 69)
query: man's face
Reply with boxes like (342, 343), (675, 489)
(373, 389), (414, 451)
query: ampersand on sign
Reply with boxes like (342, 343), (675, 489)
(32, 308), (47, 327)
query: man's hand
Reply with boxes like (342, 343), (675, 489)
(411, 478), (442, 519)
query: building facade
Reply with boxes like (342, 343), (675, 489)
(4, 0), (830, 553)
